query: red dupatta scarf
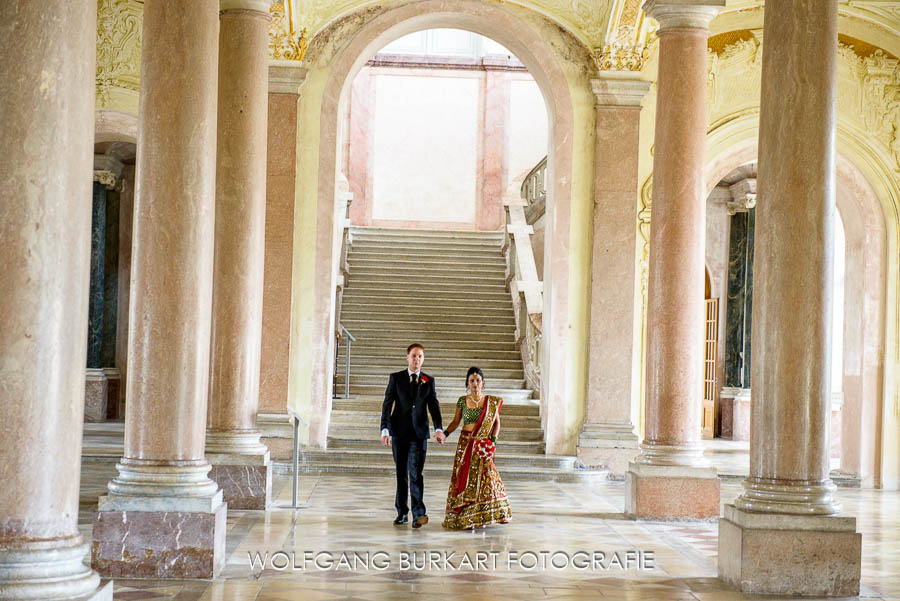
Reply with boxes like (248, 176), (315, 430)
(453, 396), (502, 498)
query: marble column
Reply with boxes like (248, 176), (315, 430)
(718, 1), (862, 596)
(577, 72), (650, 479)
(720, 194), (755, 440)
(206, 0), (273, 510)
(92, 0), (226, 580)
(625, 0), (723, 520)
(0, 2), (111, 600)
(115, 165), (135, 419)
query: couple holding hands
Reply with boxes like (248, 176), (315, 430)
(380, 343), (512, 530)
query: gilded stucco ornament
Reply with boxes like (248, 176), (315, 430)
(95, 0), (142, 111)
(269, 1), (308, 60)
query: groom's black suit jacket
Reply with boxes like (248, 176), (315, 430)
(380, 370), (443, 441)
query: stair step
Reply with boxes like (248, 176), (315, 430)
(329, 399), (540, 415)
(350, 262), (506, 275)
(340, 318), (515, 332)
(340, 302), (514, 315)
(328, 425), (543, 441)
(326, 437), (545, 453)
(333, 358), (524, 370)
(295, 448), (567, 469)
(340, 297), (514, 310)
(341, 314), (515, 326)
(346, 276), (508, 290)
(343, 288), (511, 300)
(351, 249), (506, 263)
(334, 329), (517, 343)
(350, 256), (506, 269)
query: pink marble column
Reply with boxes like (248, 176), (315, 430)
(625, 0), (723, 520)
(92, 0), (227, 580)
(718, 1), (861, 595)
(0, 3), (110, 600)
(206, 1), (272, 510)
(480, 55), (511, 231)
(577, 73), (650, 478)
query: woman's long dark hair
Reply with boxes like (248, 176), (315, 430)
(466, 366), (485, 386)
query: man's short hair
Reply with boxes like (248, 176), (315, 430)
(407, 343), (425, 354)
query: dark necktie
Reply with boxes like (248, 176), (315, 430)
(410, 373), (418, 386)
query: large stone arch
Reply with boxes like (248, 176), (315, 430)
(704, 112), (896, 488)
(287, 0), (597, 453)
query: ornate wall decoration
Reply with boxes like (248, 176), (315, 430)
(706, 31), (900, 173)
(269, 1), (307, 60)
(96, 0), (143, 112)
(293, 0), (614, 54)
(706, 32), (763, 124)
(596, 0), (650, 71)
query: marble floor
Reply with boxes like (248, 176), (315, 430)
(77, 461), (900, 601)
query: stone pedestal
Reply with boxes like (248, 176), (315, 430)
(577, 424), (639, 479)
(84, 369), (109, 423)
(93, 483), (226, 579)
(718, 505), (861, 596)
(92, 463), (226, 579)
(206, 432), (271, 510)
(718, 386), (750, 440)
(626, 462), (719, 520)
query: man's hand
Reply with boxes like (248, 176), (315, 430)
(434, 431), (446, 445)
(381, 434), (391, 446)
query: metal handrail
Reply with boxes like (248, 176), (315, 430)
(335, 324), (357, 399)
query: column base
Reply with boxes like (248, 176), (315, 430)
(92, 496), (226, 579)
(576, 424), (639, 479)
(625, 462), (720, 520)
(207, 452), (272, 510)
(0, 541), (112, 601)
(718, 504), (861, 596)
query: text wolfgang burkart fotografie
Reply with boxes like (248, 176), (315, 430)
(249, 549), (656, 572)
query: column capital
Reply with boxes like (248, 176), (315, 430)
(642, 0), (724, 30)
(93, 154), (124, 190)
(269, 60), (307, 94)
(220, 0), (272, 13)
(592, 71), (652, 107)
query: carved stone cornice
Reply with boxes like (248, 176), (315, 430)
(93, 155), (124, 191)
(642, 0), (725, 31)
(268, 60), (308, 94)
(221, 0), (272, 12)
(592, 71), (652, 107)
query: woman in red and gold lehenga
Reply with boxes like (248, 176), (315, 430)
(441, 366), (512, 529)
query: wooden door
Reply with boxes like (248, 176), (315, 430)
(702, 298), (718, 438)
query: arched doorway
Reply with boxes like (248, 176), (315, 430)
(704, 129), (890, 487)
(287, 0), (597, 455)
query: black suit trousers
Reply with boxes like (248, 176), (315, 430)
(391, 436), (427, 519)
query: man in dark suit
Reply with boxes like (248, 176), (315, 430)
(380, 343), (445, 528)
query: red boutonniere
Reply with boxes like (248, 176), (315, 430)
(420, 376), (429, 384)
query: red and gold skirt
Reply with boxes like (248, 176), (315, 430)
(442, 430), (512, 530)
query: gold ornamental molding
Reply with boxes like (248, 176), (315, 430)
(95, 0), (143, 114)
(596, 0), (652, 71)
(269, 0), (307, 61)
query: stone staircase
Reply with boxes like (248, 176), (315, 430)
(296, 227), (594, 481)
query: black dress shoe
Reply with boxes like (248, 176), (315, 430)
(393, 515), (408, 525)
(412, 515), (429, 529)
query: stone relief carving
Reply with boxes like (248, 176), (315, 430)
(96, 0), (143, 108)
